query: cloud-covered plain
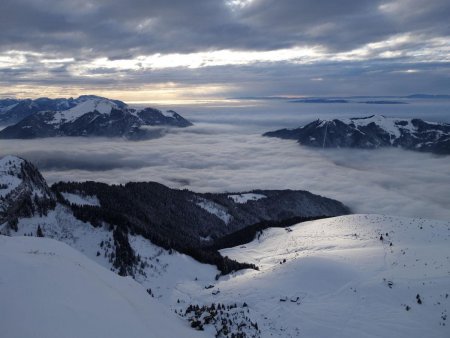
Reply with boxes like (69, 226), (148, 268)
(1, 116), (449, 221)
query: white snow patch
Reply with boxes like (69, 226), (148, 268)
(128, 234), (218, 303)
(196, 198), (232, 224)
(348, 115), (416, 141)
(228, 193), (266, 203)
(162, 110), (176, 118)
(50, 98), (118, 125)
(61, 192), (100, 206)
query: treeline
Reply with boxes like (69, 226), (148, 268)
(53, 180), (226, 245)
(1, 191), (55, 227)
(211, 215), (329, 250)
(51, 180), (345, 276)
(52, 181), (256, 275)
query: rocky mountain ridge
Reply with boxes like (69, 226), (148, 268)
(264, 115), (450, 154)
(0, 156), (55, 224)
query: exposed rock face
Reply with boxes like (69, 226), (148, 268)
(0, 156), (55, 224)
(264, 115), (450, 154)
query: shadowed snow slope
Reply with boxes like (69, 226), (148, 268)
(0, 235), (205, 338)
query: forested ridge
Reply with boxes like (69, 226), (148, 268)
(52, 180), (349, 275)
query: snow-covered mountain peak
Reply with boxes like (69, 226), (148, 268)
(265, 115), (450, 154)
(0, 95), (193, 139)
(347, 114), (407, 125)
(73, 97), (119, 113)
(0, 154), (24, 170)
(348, 115), (411, 137)
(50, 98), (122, 125)
(318, 114), (407, 128)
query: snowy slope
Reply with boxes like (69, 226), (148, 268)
(347, 115), (407, 139)
(0, 235), (206, 338)
(61, 192), (100, 206)
(228, 193), (266, 203)
(3, 204), (449, 337)
(50, 97), (118, 124)
(196, 198), (233, 224)
(213, 214), (450, 337)
(2, 156), (448, 337)
(1, 203), (219, 303)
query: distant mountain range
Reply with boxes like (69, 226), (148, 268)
(290, 98), (407, 104)
(231, 94), (450, 103)
(264, 115), (450, 155)
(0, 97), (79, 125)
(290, 98), (350, 104)
(0, 95), (192, 139)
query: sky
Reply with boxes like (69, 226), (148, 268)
(0, 0), (449, 101)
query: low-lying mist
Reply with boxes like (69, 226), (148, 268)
(1, 120), (449, 220)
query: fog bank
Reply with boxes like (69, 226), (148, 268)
(1, 121), (449, 220)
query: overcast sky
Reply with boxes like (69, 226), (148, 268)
(0, 0), (449, 101)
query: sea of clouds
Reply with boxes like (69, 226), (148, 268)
(1, 100), (449, 220)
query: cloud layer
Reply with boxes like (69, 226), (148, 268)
(1, 0), (449, 55)
(1, 107), (449, 221)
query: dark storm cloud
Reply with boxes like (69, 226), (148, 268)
(239, 0), (392, 51)
(1, 0), (449, 55)
(241, 0), (450, 51)
(0, 0), (247, 56)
